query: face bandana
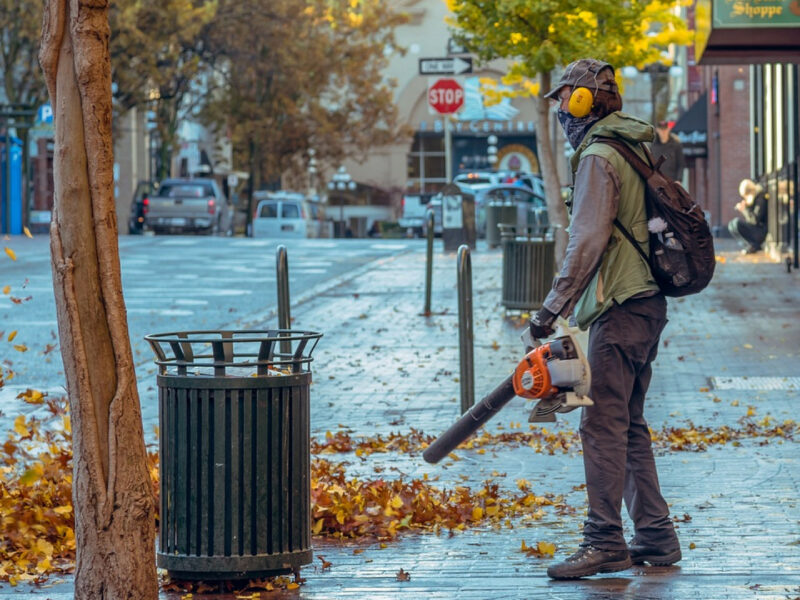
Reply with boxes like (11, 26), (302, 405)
(557, 109), (601, 149)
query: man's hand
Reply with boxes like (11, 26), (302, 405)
(529, 307), (556, 340)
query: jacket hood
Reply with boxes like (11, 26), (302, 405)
(571, 111), (655, 168)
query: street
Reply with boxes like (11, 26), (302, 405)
(1, 235), (416, 440)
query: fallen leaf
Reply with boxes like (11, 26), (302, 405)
(395, 568), (411, 581)
(23, 227), (32, 239)
(4, 247), (16, 261)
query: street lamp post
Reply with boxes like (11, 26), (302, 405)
(307, 148), (317, 197)
(327, 166), (357, 237)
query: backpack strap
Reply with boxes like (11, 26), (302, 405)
(613, 217), (649, 263)
(593, 136), (655, 178)
(591, 136), (654, 262)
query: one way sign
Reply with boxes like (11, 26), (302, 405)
(418, 56), (472, 76)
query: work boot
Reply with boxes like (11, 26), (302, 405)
(628, 539), (682, 566)
(546, 544), (632, 579)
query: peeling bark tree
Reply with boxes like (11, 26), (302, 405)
(39, 1), (157, 598)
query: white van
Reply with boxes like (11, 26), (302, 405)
(251, 192), (318, 238)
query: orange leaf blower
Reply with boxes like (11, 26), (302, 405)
(423, 333), (592, 464)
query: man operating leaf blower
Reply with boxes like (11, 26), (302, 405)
(425, 58), (681, 580)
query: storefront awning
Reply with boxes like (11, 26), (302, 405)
(673, 93), (708, 159)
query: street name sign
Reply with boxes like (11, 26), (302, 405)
(419, 56), (472, 76)
(428, 78), (465, 115)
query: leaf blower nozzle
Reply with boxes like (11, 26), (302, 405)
(422, 334), (593, 464)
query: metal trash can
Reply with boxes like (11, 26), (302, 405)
(500, 225), (556, 310)
(486, 201), (518, 248)
(145, 329), (322, 580)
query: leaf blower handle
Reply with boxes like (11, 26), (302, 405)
(422, 374), (516, 464)
(520, 328), (542, 353)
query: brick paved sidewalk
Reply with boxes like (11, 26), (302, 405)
(4, 239), (800, 599)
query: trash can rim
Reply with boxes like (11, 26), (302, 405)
(145, 329), (322, 377)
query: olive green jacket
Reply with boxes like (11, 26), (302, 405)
(542, 112), (659, 329)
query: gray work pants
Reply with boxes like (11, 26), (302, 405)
(580, 294), (678, 551)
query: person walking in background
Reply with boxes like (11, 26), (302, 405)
(652, 120), (685, 182)
(728, 178), (768, 254)
(529, 58), (681, 580)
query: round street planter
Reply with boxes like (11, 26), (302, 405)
(145, 329), (322, 580)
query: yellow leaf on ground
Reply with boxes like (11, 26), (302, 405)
(23, 227), (32, 239)
(4, 247), (16, 261)
(472, 506), (483, 520)
(537, 541), (556, 557)
(36, 538), (54, 557)
(13, 416), (28, 437)
(13, 344), (28, 352)
(2, 285), (9, 294)
(19, 468), (40, 486)
(7, 330), (17, 342)
(390, 495), (403, 509)
(17, 389), (44, 404)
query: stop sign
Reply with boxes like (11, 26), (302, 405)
(428, 78), (464, 114)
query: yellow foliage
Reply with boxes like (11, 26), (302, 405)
(4, 247), (16, 261)
(347, 12), (363, 27)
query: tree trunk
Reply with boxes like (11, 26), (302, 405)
(39, 1), (157, 598)
(535, 71), (569, 267)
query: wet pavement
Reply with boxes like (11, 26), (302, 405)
(3, 238), (800, 599)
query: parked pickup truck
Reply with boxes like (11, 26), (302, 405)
(398, 193), (434, 237)
(144, 177), (233, 235)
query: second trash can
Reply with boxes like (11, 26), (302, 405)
(500, 225), (556, 311)
(145, 329), (322, 580)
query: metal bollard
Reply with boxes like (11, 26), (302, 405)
(457, 244), (474, 413)
(424, 209), (434, 315)
(276, 245), (291, 355)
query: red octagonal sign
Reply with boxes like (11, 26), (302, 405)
(428, 78), (464, 115)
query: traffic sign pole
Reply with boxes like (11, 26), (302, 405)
(444, 116), (453, 183)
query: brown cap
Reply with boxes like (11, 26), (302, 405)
(544, 59), (618, 99)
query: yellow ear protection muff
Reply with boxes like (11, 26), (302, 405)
(568, 87), (594, 118)
(561, 60), (615, 118)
